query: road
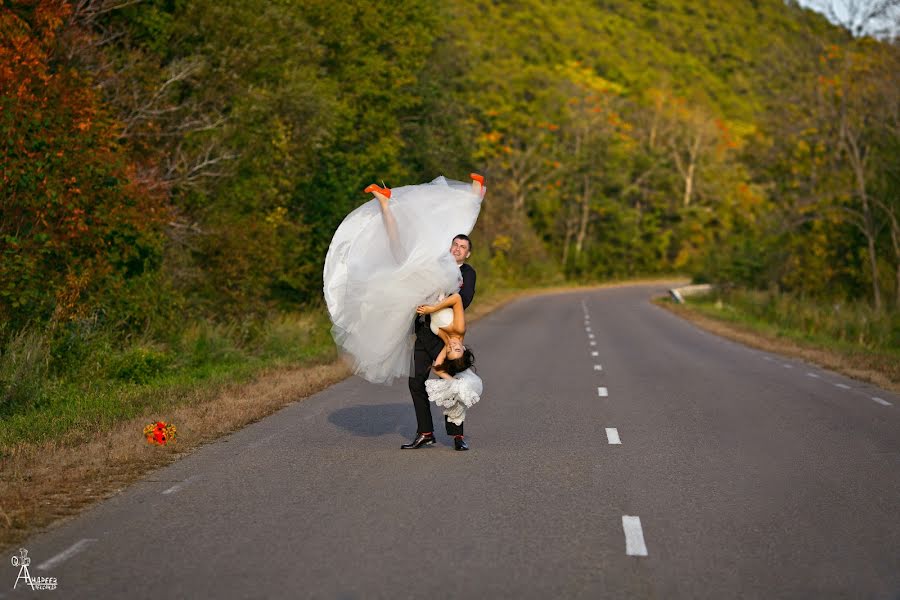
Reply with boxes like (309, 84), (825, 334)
(6, 283), (899, 599)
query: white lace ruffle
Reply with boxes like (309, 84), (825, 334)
(425, 368), (483, 425)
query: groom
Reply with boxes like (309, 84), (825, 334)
(402, 233), (476, 451)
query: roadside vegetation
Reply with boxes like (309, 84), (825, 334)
(660, 289), (900, 390)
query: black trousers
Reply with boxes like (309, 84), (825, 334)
(408, 318), (463, 436)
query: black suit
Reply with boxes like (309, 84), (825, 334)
(408, 263), (476, 436)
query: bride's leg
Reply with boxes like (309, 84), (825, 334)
(470, 173), (485, 196)
(370, 187), (405, 263)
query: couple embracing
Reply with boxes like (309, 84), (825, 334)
(323, 174), (486, 452)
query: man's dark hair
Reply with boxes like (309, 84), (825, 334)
(453, 234), (472, 253)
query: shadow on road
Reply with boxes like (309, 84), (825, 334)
(328, 402), (415, 437)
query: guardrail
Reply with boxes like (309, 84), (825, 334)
(668, 284), (713, 304)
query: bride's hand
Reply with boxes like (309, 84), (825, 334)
(416, 304), (434, 315)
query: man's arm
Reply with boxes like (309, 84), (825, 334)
(459, 264), (476, 309)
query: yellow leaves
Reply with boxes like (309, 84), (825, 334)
(265, 206), (288, 228)
(558, 60), (625, 96)
(491, 234), (512, 254)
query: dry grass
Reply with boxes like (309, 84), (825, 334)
(0, 278), (683, 552)
(658, 300), (900, 395)
(0, 361), (349, 551)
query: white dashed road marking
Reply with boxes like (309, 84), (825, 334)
(591, 351), (599, 357)
(37, 539), (98, 570)
(806, 372), (820, 378)
(594, 364), (602, 371)
(872, 397), (892, 406)
(597, 387), (608, 397)
(834, 383), (851, 390)
(606, 428), (621, 444)
(622, 516), (648, 556)
(162, 475), (198, 495)
(782, 364), (793, 369)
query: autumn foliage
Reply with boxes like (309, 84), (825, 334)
(0, 1), (168, 330)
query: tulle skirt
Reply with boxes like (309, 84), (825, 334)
(323, 176), (482, 384)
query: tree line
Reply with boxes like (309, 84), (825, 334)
(2, 0), (898, 349)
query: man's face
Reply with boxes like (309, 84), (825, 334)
(450, 238), (471, 265)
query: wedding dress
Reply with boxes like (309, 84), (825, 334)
(425, 368), (483, 425)
(323, 176), (482, 384)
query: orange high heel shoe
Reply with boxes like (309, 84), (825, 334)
(364, 183), (391, 198)
(470, 173), (485, 185)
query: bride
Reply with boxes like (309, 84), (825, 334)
(323, 174), (484, 384)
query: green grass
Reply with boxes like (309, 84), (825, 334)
(0, 309), (338, 449)
(684, 288), (900, 362)
(0, 278), (683, 450)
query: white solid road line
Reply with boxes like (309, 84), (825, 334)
(37, 539), (98, 571)
(594, 364), (602, 371)
(834, 383), (851, 390)
(622, 516), (648, 557)
(597, 387), (608, 397)
(606, 428), (621, 444)
(872, 397), (892, 406)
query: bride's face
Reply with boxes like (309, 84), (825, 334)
(447, 338), (464, 359)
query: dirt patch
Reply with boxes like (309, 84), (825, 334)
(658, 299), (900, 395)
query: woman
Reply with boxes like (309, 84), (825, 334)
(415, 292), (472, 373)
(323, 175), (484, 384)
(416, 293), (483, 437)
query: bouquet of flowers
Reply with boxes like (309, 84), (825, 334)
(144, 421), (177, 445)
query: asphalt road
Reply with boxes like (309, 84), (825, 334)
(6, 283), (899, 599)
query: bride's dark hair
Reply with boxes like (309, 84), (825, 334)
(434, 347), (475, 376)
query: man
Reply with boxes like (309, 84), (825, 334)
(402, 233), (476, 451)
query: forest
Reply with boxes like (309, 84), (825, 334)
(1, 0), (898, 423)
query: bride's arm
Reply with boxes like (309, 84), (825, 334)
(433, 343), (448, 367)
(416, 293), (461, 315)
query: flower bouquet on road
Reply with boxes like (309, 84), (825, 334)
(144, 421), (177, 446)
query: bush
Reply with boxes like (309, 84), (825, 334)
(0, 327), (51, 415)
(108, 347), (171, 383)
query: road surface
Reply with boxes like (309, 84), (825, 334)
(6, 283), (899, 599)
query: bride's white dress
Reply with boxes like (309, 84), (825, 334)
(323, 176), (482, 384)
(425, 368), (483, 425)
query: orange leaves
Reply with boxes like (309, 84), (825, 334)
(480, 130), (503, 144)
(1, 1), (168, 328)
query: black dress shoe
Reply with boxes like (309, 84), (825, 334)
(401, 433), (435, 449)
(454, 437), (469, 451)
